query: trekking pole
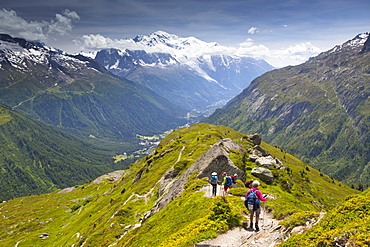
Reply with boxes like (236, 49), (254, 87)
(261, 201), (266, 230)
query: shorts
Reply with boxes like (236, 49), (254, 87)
(248, 204), (261, 214)
(246, 202), (261, 214)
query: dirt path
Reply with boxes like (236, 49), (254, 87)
(197, 185), (285, 247)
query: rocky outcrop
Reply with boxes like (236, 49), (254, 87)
(148, 138), (246, 218)
(250, 133), (262, 145)
(248, 137), (285, 170)
(255, 156), (284, 169)
(251, 167), (274, 184)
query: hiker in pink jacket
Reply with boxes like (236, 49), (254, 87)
(244, 180), (267, 231)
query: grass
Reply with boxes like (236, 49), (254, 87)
(279, 189), (370, 246)
(0, 107), (13, 125)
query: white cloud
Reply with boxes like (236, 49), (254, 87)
(77, 34), (147, 51)
(236, 39), (322, 67)
(47, 9), (80, 37)
(0, 9), (79, 41)
(248, 27), (258, 34)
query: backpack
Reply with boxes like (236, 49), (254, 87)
(245, 189), (260, 211)
(225, 176), (232, 186)
(210, 175), (218, 185)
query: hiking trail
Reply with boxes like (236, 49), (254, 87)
(197, 184), (325, 247)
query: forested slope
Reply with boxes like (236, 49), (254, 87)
(0, 103), (134, 200)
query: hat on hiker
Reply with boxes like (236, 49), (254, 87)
(245, 180), (253, 187)
(252, 180), (260, 187)
(211, 172), (217, 175)
(234, 174), (238, 177)
(222, 172), (227, 176)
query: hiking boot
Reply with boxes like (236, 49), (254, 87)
(255, 223), (259, 231)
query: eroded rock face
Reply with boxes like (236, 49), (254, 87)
(148, 138), (246, 218)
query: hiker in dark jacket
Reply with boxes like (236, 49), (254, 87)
(245, 180), (267, 231)
(208, 172), (220, 196)
(230, 173), (238, 188)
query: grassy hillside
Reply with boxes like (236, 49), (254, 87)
(279, 188), (370, 246)
(0, 123), (359, 246)
(0, 103), (135, 201)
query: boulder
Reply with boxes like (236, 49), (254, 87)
(251, 167), (274, 184)
(254, 145), (269, 156)
(255, 156), (285, 169)
(250, 133), (262, 145)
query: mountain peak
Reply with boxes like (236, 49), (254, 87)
(133, 31), (179, 47)
(359, 32), (370, 54)
(0, 33), (45, 50)
(132, 31), (219, 51)
(328, 32), (369, 54)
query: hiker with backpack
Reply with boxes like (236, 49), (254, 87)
(208, 172), (220, 197)
(230, 173), (238, 188)
(244, 180), (267, 231)
(222, 172), (233, 194)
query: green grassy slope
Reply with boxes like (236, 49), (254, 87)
(0, 123), (359, 246)
(279, 188), (370, 246)
(0, 103), (135, 201)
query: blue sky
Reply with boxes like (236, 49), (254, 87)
(1, 0), (369, 67)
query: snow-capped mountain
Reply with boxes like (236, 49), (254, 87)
(95, 31), (274, 111)
(327, 32), (369, 54)
(0, 33), (102, 75)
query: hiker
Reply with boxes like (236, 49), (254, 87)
(244, 180), (267, 231)
(208, 172), (220, 196)
(230, 173), (238, 188)
(222, 172), (232, 194)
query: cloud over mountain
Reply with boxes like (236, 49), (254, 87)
(0, 9), (79, 42)
(235, 39), (322, 67)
